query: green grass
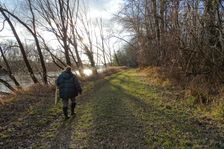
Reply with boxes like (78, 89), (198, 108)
(1, 69), (224, 148)
(63, 70), (224, 148)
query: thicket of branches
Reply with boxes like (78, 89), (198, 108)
(0, 0), (114, 91)
(117, 0), (224, 83)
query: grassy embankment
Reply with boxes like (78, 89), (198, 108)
(140, 67), (224, 121)
(0, 68), (224, 148)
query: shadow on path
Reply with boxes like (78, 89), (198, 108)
(109, 77), (224, 148)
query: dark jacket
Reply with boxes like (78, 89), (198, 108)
(56, 71), (82, 99)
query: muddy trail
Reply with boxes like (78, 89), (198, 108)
(0, 70), (224, 148)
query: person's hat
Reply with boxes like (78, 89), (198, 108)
(65, 66), (71, 72)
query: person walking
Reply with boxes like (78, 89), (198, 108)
(56, 66), (82, 119)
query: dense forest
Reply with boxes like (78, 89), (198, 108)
(118, 0), (224, 70)
(117, 0), (223, 76)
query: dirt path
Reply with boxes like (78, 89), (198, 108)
(1, 70), (224, 148)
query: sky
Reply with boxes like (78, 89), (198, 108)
(88, 0), (122, 17)
(0, 0), (124, 43)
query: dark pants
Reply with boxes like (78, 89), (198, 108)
(62, 97), (76, 108)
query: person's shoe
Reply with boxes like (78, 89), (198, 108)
(71, 112), (76, 117)
(71, 103), (76, 116)
(64, 116), (70, 120)
(63, 107), (69, 120)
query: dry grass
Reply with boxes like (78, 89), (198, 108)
(139, 66), (223, 104)
(139, 66), (224, 121)
(139, 67), (174, 88)
(0, 84), (55, 105)
(20, 84), (55, 95)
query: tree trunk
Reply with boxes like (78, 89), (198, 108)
(204, 0), (219, 47)
(0, 8), (39, 83)
(160, 0), (165, 37)
(2, 7), (47, 84)
(159, 0), (165, 64)
(84, 45), (98, 75)
(152, 0), (160, 44)
(0, 78), (16, 92)
(59, 0), (71, 66)
(100, 19), (107, 68)
(27, 0), (48, 84)
(173, 0), (180, 28)
(0, 47), (21, 88)
(68, 35), (85, 77)
(114, 50), (120, 66)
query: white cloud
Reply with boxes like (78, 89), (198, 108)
(87, 0), (123, 19)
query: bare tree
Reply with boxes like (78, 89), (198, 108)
(67, 0), (85, 77)
(26, 0), (47, 84)
(0, 6), (39, 83)
(77, 3), (98, 74)
(34, 0), (73, 66)
(0, 78), (16, 92)
(0, 1), (48, 84)
(98, 18), (107, 67)
(0, 46), (21, 88)
(116, 0), (224, 82)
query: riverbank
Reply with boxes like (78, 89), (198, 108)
(0, 66), (126, 104)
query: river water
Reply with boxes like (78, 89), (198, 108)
(0, 68), (102, 93)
